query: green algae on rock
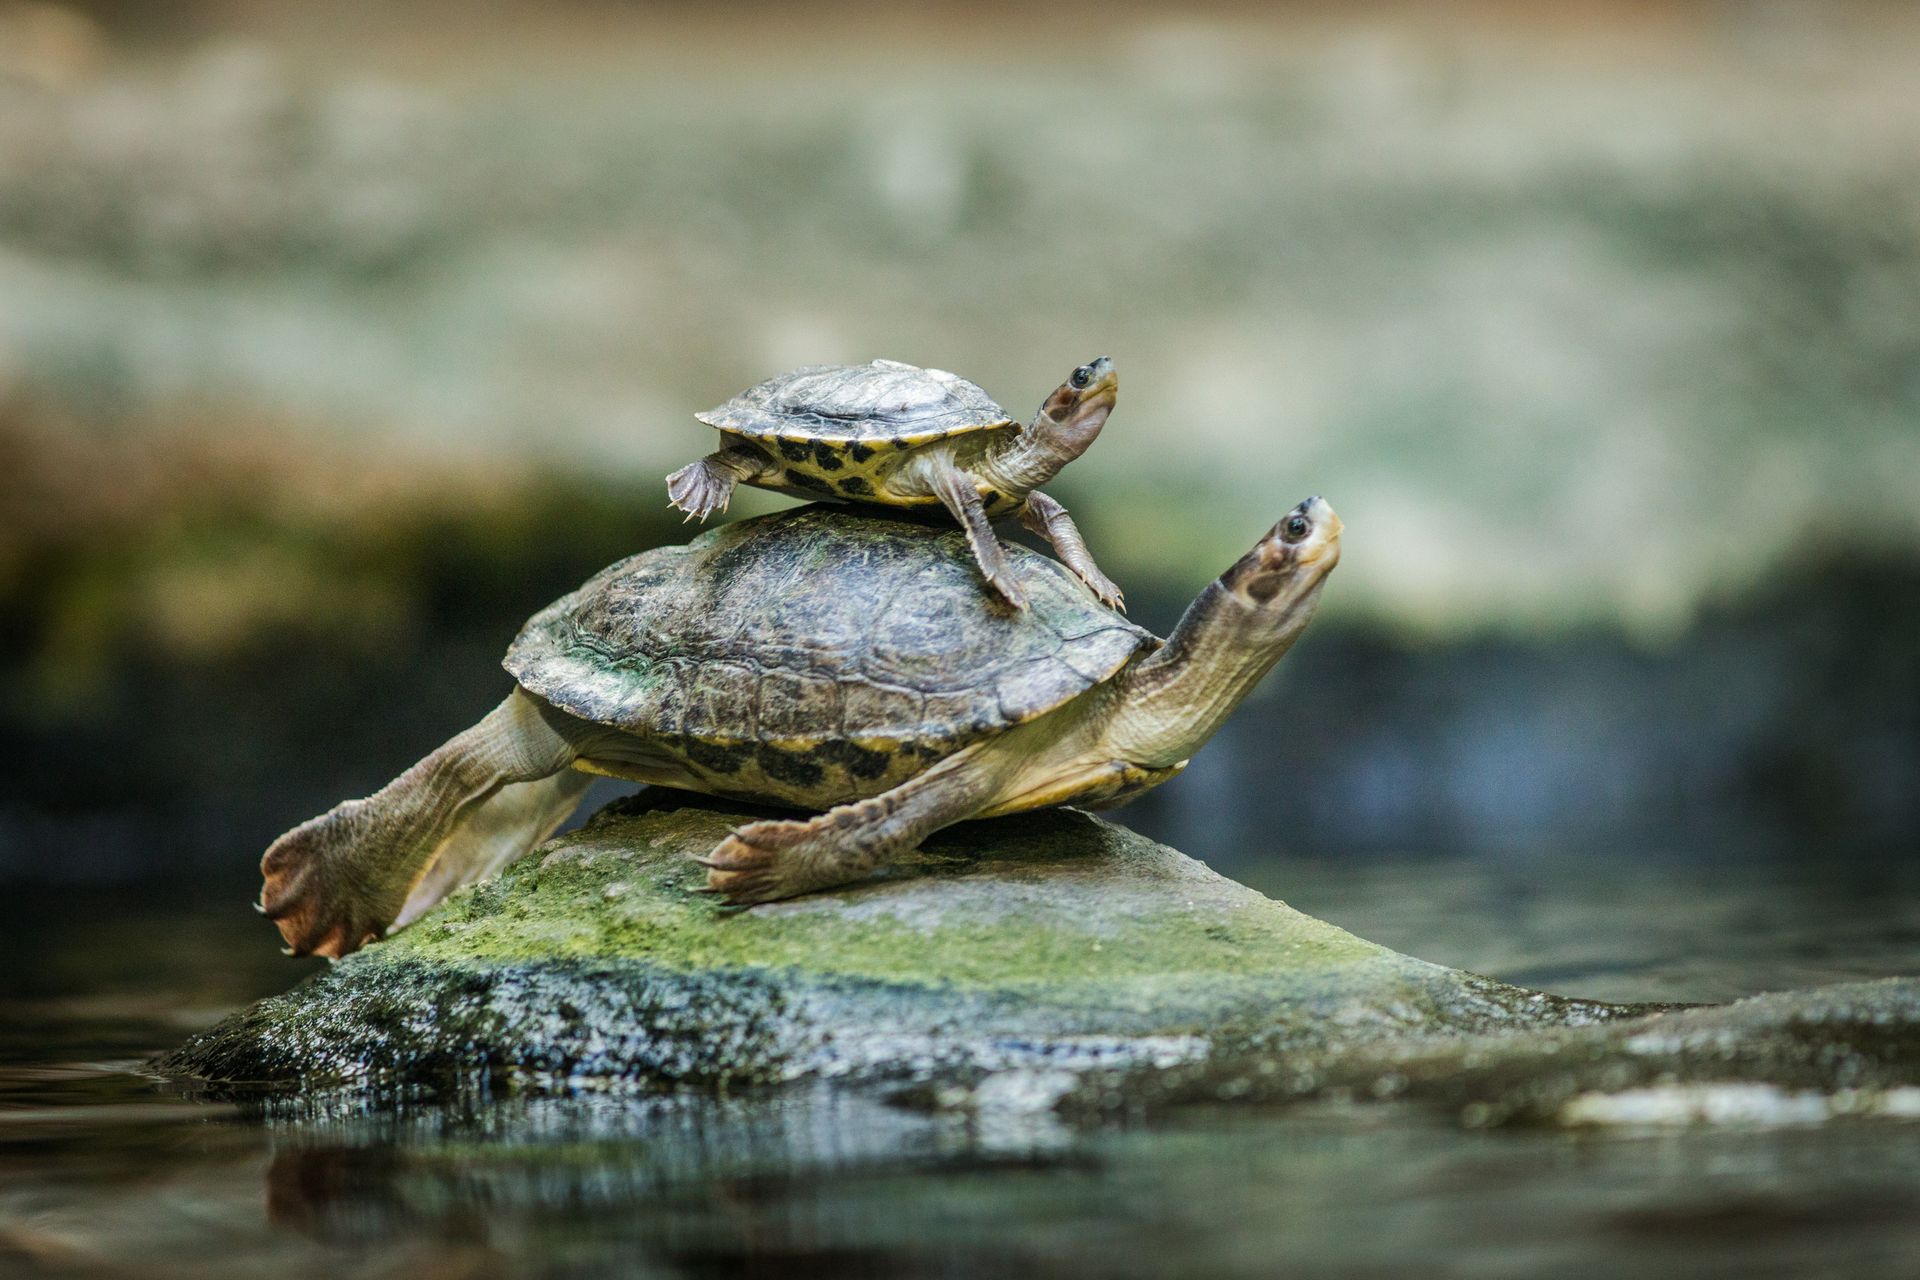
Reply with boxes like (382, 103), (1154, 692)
(163, 795), (1638, 1095)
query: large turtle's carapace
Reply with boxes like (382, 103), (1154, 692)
(258, 499), (1341, 958)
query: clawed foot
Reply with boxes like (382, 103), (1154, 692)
(692, 817), (855, 906)
(665, 459), (735, 522)
(257, 801), (391, 959)
(977, 563), (1030, 610)
(1078, 570), (1125, 611)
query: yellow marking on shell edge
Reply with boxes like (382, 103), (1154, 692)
(761, 734), (823, 753)
(572, 759), (634, 780)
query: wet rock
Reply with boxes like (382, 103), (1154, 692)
(1064, 975), (1920, 1128)
(162, 794), (1639, 1096)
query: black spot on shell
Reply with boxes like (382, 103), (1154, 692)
(839, 476), (874, 497)
(777, 438), (813, 463)
(812, 443), (844, 471)
(788, 471), (837, 495)
(758, 743), (826, 788)
(686, 738), (751, 775)
(848, 442), (876, 463)
(818, 739), (895, 781)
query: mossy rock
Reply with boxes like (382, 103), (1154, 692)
(164, 794), (1640, 1096)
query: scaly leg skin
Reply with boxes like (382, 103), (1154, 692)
(258, 689), (585, 958)
(1020, 490), (1125, 610)
(392, 769), (594, 930)
(698, 746), (1001, 905)
(665, 445), (772, 521)
(927, 461), (1029, 608)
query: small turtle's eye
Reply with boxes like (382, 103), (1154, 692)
(1283, 514), (1311, 541)
(1070, 365), (1092, 389)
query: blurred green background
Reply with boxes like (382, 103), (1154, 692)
(2, 0), (1916, 887)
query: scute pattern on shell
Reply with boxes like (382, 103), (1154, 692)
(505, 506), (1153, 759)
(695, 359), (1013, 445)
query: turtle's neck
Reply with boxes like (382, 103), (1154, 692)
(1107, 580), (1324, 769)
(979, 429), (1079, 495)
(979, 383), (1114, 496)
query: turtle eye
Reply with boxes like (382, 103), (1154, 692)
(1070, 365), (1092, 390)
(1283, 514), (1311, 541)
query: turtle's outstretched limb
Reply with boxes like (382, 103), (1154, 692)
(666, 445), (773, 521)
(699, 746), (1004, 905)
(393, 770), (594, 930)
(926, 461), (1028, 609)
(258, 689), (588, 959)
(1020, 490), (1125, 610)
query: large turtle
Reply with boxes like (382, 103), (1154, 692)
(665, 357), (1123, 609)
(259, 498), (1341, 959)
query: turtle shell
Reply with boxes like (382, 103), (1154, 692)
(695, 359), (1013, 448)
(505, 505), (1153, 799)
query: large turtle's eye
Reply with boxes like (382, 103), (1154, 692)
(1070, 365), (1092, 390)
(1283, 514), (1311, 541)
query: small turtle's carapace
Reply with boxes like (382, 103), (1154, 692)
(665, 358), (1124, 610)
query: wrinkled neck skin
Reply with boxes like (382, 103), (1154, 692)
(1106, 579), (1326, 769)
(979, 395), (1112, 495)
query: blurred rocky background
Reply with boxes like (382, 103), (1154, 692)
(2, 0), (1916, 888)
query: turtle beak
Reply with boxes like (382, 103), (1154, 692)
(1039, 357), (1118, 422)
(1290, 497), (1341, 565)
(1032, 358), (1118, 458)
(1075, 356), (1118, 415)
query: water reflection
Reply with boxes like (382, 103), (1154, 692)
(4, 863), (1919, 1278)
(10, 1065), (1920, 1279)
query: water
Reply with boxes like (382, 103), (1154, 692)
(4, 851), (1918, 1278)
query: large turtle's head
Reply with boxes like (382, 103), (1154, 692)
(1221, 496), (1342, 618)
(1029, 355), (1118, 459)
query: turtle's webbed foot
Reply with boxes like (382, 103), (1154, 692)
(258, 800), (393, 960)
(665, 457), (735, 522)
(694, 816), (867, 907)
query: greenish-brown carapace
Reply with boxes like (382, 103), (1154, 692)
(666, 358), (1124, 609)
(259, 499), (1341, 959)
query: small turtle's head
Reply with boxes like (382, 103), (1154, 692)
(1222, 496), (1343, 616)
(1029, 356), (1118, 459)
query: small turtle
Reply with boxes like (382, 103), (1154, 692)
(259, 498), (1340, 958)
(665, 357), (1124, 609)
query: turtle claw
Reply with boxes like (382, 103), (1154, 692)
(695, 819), (836, 906)
(986, 573), (1030, 611)
(704, 865), (785, 907)
(665, 459), (735, 522)
(1084, 575), (1126, 612)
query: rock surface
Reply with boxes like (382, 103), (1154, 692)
(168, 795), (1920, 1123)
(164, 794), (1639, 1095)
(1064, 976), (1920, 1127)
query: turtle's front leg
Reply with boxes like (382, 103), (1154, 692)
(697, 747), (1001, 905)
(1020, 491), (1125, 610)
(925, 460), (1029, 608)
(666, 444), (773, 521)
